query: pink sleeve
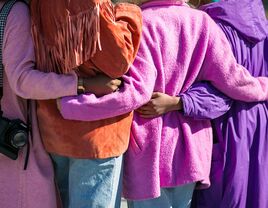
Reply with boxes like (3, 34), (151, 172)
(3, 2), (77, 100)
(199, 14), (268, 101)
(60, 37), (157, 121)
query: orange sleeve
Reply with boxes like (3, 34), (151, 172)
(90, 2), (142, 78)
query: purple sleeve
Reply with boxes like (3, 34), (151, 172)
(180, 82), (232, 119)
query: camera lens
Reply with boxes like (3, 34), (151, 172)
(11, 131), (27, 148)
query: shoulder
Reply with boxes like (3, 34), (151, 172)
(182, 7), (215, 28)
(7, 1), (30, 27)
(142, 4), (212, 25)
(3, 1), (32, 50)
(12, 1), (29, 14)
(115, 2), (141, 13)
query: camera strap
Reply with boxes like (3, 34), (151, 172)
(23, 100), (31, 170)
(22, 101), (30, 170)
(0, 0), (31, 170)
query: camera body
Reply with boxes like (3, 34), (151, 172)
(0, 116), (28, 160)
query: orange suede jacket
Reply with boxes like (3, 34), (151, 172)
(31, 0), (142, 158)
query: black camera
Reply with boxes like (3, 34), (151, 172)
(0, 116), (28, 160)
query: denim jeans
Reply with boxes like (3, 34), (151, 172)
(127, 183), (195, 208)
(51, 154), (123, 208)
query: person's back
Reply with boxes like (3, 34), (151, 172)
(191, 1), (268, 207)
(0, 1), (81, 207)
(122, 0), (268, 200)
(123, 2), (214, 199)
(30, 0), (144, 207)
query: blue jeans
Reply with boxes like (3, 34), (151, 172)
(51, 154), (123, 208)
(127, 183), (195, 208)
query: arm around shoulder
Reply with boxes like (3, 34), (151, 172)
(198, 14), (268, 102)
(59, 23), (157, 122)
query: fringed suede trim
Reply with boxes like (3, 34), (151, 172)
(32, 1), (115, 74)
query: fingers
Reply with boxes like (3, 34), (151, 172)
(110, 85), (119, 92)
(136, 105), (157, 117)
(137, 105), (152, 112)
(136, 106), (160, 118)
(111, 79), (122, 86)
(151, 92), (162, 98)
(107, 79), (122, 92)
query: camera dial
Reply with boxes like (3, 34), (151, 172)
(10, 130), (28, 148)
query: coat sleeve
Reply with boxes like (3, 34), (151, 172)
(59, 25), (157, 121)
(198, 13), (268, 102)
(180, 82), (232, 119)
(3, 3), (77, 100)
(180, 21), (240, 120)
(90, 3), (142, 78)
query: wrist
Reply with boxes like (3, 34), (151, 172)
(56, 99), (61, 112)
(169, 96), (183, 111)
(77, 77), (85, 94)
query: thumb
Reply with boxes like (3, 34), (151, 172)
(152, 92), (161, 99)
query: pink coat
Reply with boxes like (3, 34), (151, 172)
(0, 2), (77, 208)
(59, 1), (268, 200)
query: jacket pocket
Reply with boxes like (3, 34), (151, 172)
(129, 132), (142, 155)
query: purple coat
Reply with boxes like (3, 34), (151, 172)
(180, 1), (268, 207)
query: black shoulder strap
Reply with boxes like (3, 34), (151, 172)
(0, 0), (18, 98)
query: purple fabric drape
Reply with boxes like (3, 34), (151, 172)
(181, 0), (268, 207)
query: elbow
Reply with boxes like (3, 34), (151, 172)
(92, 53), (132, 79)
(10, 83), (31, 99)
(107, 46), (135, 78)
(105, 40), (137, 78)
(8, 68), (36, 99)
(106, 60), (130, 79)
